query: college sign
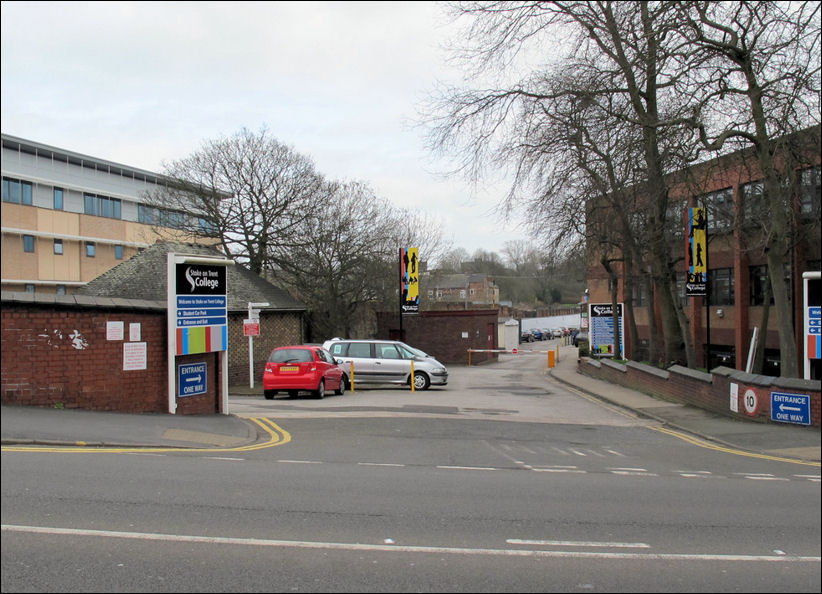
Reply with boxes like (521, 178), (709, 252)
(174, 263), (227, 355)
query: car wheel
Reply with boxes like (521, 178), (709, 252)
(264, 390), (277, 400)
(315, 380), (325, 399)
(288, 390), (298, 398)
(334, 377), (346, 396)
(412, 371), (430, 391)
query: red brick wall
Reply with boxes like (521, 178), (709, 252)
(377, 309), (499, 365)
(225, 311), (303, 386)
(1, 303), (167, 413)
(579, 357), (821, 427)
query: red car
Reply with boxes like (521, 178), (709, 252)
(262, 345), (345, 400)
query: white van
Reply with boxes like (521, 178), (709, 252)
(322, 338), (448, 391)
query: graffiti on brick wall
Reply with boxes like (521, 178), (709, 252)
(38, 328), (89, 350)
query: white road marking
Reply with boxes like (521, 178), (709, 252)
(3, 525), (819, 563)
(507, 539), (650, 548)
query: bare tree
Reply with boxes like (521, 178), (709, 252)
(426, 1), (699, 364)
(270, 181), (418, 340)
(676, 1), (821, 376)
(145, 127), (329, 274)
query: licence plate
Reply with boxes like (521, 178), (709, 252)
(280, 366), (299, 372)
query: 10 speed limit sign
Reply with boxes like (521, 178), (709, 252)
(743, 388), (759, 415)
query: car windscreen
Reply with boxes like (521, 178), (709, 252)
(269, 348), (313, 363)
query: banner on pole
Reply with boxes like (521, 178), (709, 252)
(686, 207), (707, 297)
(400, 247), (419, 315)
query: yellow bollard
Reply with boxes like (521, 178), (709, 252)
(548, 349), (555, 368)
(556, 344), (559, 362)
(410, 360), (415, 392)
(349, 361), (355, 392)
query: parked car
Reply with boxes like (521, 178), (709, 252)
(530, 328), (544, 341)
(573, 331), (589, 347)
(541, 328), (552, 340)
(520, 330), (534, 343)
(322, 338), (448, 391)
(262, 345), (345, 400)
(551, 328), (564, 338)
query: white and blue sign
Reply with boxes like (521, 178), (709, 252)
(770, 392), (811, 426)
(178, 362), (207, 397)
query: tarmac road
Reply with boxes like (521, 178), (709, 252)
(2, 344), (819, 464)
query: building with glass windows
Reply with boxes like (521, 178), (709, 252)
(1, 134), (217, 295)
(584, 125), (820, 376)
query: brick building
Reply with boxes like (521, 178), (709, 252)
(1, 134), (218, 296)
(585, 125), (821, 377)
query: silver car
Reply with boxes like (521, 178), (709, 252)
(322, 338), (448, 391)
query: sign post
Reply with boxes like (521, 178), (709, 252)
(246, 302), (269, 389)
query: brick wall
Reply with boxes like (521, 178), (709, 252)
(1, 299), (167, 413)
(377, 309), (499, 365)
(579, 357), (821, 428)
(1, 296), (303, 414)
(225, 311), (303, 386)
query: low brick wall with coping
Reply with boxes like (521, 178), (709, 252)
(578, 357), (821, 428)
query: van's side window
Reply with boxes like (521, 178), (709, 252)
(328, 343), (347, 356)
(378, 344), (401, 359)
(347, 343), (372, 358)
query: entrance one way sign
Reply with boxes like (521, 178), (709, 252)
(770, 392), (811, 426)
(178, 362), (207, 397)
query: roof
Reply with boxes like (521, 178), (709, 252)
(77, 241), (306, 313)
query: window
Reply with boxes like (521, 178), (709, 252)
(115, 244), (123, 260)
(750, 264), (791, 305)
(84, 193), (97, 215)
(630, 277), (647, 307)
(24, 284), (35, 293)
(742, 181), (767, 224)
(2, 177), (33, 205)
(53, 187), (64, 210)
(56, 285), (66, 295)
(347, 343), (372, 358)
(699, 188), (734, 233)
(85, 242), (96, 257)
(799, 166), (821, 217)
(138, 204), (187, 229)
(709, 268), (735, 306)
(23, 235), (35, 253)
(84, 193), (121, 219)
(54, 239), (63, 255)
(665, 200), (686, 242)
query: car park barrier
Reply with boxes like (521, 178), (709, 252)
(467, 347), (560, 368)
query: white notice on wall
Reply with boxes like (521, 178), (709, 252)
(106, 321), (124, 341)
(129, 323), (141, 341)
(729, 382), (739, 413)
(123, 342), (147, 370)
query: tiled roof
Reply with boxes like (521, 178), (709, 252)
(77, 241), (306, 313)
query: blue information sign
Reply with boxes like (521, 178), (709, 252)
(770, 392), (811, 426)
(178, 362), (207, 397)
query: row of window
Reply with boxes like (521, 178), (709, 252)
(3, 176), (215, 232)
(22, 235), (123, 259)
(630, 262), (820, 307)
(19, 284), (67, 295)
(696, 166), (821, 233)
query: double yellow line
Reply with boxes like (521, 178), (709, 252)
(0, 417), (290, 454)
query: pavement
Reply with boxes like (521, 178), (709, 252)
(2, 345), (819, 463)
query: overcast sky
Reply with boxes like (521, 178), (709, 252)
(1, 1), (529, 259)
